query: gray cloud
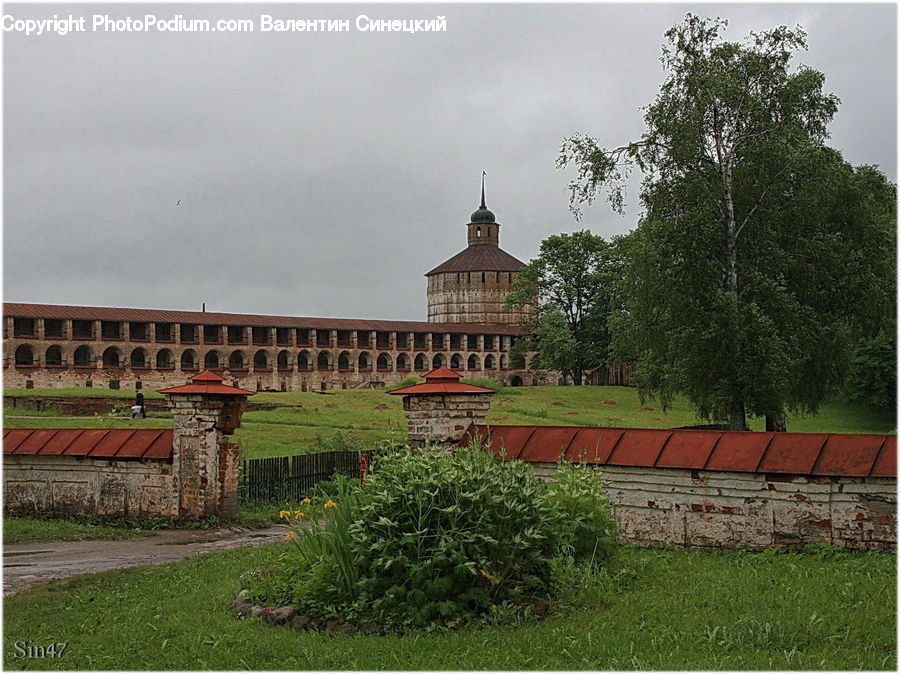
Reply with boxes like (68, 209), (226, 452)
(4, 3), (896, 320)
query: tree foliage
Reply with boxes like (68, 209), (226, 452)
(559, 14), (895, 429)
(505, 231), (619, 385)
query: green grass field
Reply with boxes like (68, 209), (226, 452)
(2, 544), (894, 670)
(4, 386), (894, 459)
(3, 516), (158, 545)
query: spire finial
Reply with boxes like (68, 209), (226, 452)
(480, 170), (487, 209)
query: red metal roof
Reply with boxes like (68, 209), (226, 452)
(4, 428), (173, 460)
(463, 425), (896, 478)
(387, 367), (498, 396)
(158, 370), (255, 396)
(3, 302), (522, 335)
(426, 245), (527, 276)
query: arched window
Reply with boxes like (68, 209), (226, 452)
(450, 353), (462, 370)
(358, 352), (371, 370)
(397, 353), (410, 370)
(317, 351), (332, 370)
(484, 354), (496, 370)
(45, 345), (63, 366)
(432, 353), (445, 370)
(338, 352), (351, 370)
(298, 350), (311, 371)
(500, 355), (508, 370)
(277, 350), (290, 371)
(229, 351), (247, 370)
(204, 350), (220, 369)
(414, 354), (427, 371)
(73, 345), (92, 367)
(102, 347), (121, 367)
(156, 349), (174, 369)
(15, 344), (35, 366)
(476, 226), (482, 237)
(130, 348), (147, 368)
(253, 350), (270, 370)
(482, 272), (486, 283)
(467, 354), (480, 370)
(377, 353), (391, 370)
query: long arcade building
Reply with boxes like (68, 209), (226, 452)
(2, 303), (538, 391)
(4, 188), (548, 392)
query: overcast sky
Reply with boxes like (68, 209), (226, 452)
(4, 2), (896, 321)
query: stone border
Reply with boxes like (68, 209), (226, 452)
(231, 590), (378, 635)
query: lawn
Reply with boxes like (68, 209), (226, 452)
(2, 544), (894, 670)
(4, 386), (894, 459)
(3, 516), (157, 545)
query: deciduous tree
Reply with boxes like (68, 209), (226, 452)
(559, 14), (895, 429)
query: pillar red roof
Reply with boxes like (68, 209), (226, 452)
(158, 370), (255, 396)
(387, 367), (497, 395)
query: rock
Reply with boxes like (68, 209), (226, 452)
(249, 606), (266, 619)
(528, 597), (551, 616)
(232, 590), (254, 617)
(335, 623), (358, 636)
(359, 622), (379, 635)
(324, 619), (341, 634)
(262, 607), (276, 625)
(289, 614), (312, 631)
(271, 606), (299, 625)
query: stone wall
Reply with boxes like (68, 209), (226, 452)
(426, 271), (529, 325)
(4, 455), (175, 518)
(530, 462), (896, 551)
(403, 393), (493, 446)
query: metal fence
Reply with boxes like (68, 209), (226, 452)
(239, 450), (372, 503)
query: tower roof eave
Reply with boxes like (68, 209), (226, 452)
(425, 245), (527, 276)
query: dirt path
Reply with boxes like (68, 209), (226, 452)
(3, 525), (287, 596)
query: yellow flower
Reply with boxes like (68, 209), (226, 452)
(293, 510), (305, 519)
(300, 497), (312, 505)
(278, 510), (291, 519)
(284, 531), (298, 540)
(324, 500), (337, 509)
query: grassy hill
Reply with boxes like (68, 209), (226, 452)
(5, 385), (894, 459)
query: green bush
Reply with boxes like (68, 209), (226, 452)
(243, 446), (616, 631)
(546, 462), (617, 563)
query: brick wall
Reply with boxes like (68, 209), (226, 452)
(4, 455), (175, 518)
(403, 393), (493, 446)
(530, 462), (896, 551)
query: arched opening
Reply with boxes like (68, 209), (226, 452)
(484, 354), (496, 370)
(156, 349), (174, 369)
(500, 355), (508, 370)
(476, 226), (482, 237)
(510, 376), (524, 387)
(130, 348), (147, 368)
(511, 352), (526, 369)
(317, 351), (332, 370)
(377, 353), (391, 371)
(358, 352), (371, 370)
(396, 353), (410, 370)
(414, 354), (427, 371)
(204, 350), (220, 369)
(298, 350), (311, 371)
(253, 350), (270, 370)
(338, 352), (351, 370)
(15, 344), (35, 366)
(229, 351), (247, 370)
(73, 346), (92, 367)
(277, 350), (290, 371)
(467, 354), (480, 370)
(450, 353), (462, 370)
(45, 345), (63, 366)
(102, 347), (122, 368)
(432, 353), (445, 370)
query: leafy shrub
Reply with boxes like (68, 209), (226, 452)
(546, 462), (617, 563)
(243, 446), (616, 631)
(348, 446), (559, 629)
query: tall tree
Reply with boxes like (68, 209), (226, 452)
(505, 230), (619, 385)
(559, 15), (895, 429)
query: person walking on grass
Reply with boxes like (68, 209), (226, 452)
(132, 390), (146, 419)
